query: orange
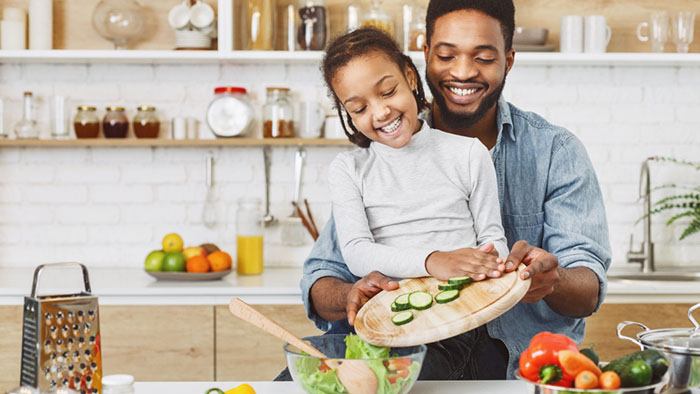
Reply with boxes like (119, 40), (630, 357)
(208, 250), (233, 272)
(186, 255), (210, 273)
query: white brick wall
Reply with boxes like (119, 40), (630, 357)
(0, 61), (699, 271)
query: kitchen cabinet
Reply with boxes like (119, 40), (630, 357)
(582, 302), (697, 362)
(215, 304), (322, 381)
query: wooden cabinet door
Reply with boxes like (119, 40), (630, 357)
(582, 303), (696, 362)
(0, 306), (22, 393)
(100, 305), (215, 381)
(215, 304), (322, 381)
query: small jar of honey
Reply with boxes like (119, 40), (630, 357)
(133, 106), (160, 138)
(74, 106), (100, 139)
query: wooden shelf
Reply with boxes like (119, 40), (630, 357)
(0, 138), (351, 147)
(2, 50), (700, 66)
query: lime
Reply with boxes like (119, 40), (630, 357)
(144, 250), (165, 272)
(162, 251), (186, 272)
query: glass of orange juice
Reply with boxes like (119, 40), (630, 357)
(236, 198), (264, 275)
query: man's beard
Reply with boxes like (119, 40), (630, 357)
(427, 74), (506, 130)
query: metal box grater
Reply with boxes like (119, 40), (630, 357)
(20, 263), (102, 394)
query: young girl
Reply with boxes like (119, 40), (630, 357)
(323, 27), (508, 280)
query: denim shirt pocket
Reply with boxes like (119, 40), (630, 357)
(502, 211), (545, 247)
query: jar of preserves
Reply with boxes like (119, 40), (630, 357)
(74, 105), (100, 138)
(236, 198), (264, 275)
(297, 0), (328, 50)
(103, 106), (128, 138)
(133, 105), (160, 138)
(263, 87), (294, 138)
(206, 86), (255, 138)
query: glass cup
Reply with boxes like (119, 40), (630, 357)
(672, 11), (695, 53)
(637, 11), (669, 53)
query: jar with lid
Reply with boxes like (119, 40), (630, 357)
(133, 105), (160, 138)
(103, 106), (128, 138)
(245, 0), (276, 50)
(297, 0), (328, 50)
(362, 0), (394, 37)
(206, 86), (255, 138)
(74, 105), (100, 138)
(236, 198), (264, 275)
(263, 87), (294, 138)
(407, 5), (426, 51)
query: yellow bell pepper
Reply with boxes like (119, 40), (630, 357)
(225, 384), (256, 394)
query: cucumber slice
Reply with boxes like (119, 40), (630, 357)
(391, 301), (409, 312)
(391, 311), (414, 326)
(394, 293), (410, 308)
(437, 283), (462, 291)
(408, 291), (433, 310)
(435, 289), (460, 304)
(448, 276), (472, 285)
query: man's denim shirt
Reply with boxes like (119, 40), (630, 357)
(300, 96), (612, 378)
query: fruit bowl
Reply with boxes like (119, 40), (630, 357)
(285, 334), (426, 394)
(145, 269), (232, 281)
(515, 368), (668, 394)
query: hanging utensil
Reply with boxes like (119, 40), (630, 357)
(262, 146), (276, 227)
(281, 146), (307, 245)
(202, 151), (217, 228)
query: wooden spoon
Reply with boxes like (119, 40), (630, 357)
(228, 298), (378, 394)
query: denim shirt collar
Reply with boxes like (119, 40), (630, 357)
(422, 95), (515, 146)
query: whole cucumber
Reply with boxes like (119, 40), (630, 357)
(602, 349), (669, 382)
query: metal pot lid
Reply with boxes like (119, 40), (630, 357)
(617, 302), (700, 356)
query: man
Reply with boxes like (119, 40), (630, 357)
(300, 0), (611, 380)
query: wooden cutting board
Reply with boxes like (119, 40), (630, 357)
(354, 266), (531, 347)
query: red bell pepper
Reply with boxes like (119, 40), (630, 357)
(518, 331), (579, 387)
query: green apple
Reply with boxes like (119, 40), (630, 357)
(162, 251), (186, 272)
(144, 250), (166, 272)
(182, 246), (206, 260)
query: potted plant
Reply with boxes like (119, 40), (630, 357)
(645, 157), (700, 240)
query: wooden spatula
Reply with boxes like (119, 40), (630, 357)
(228, 298), (378, 394)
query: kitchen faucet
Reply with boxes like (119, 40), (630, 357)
(626, 158), (655, 273)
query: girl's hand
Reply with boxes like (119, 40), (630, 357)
(425, 244), (504, 281)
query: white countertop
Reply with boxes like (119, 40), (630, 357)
(134, 380), (525, 394)
(1, 266), (699, 306)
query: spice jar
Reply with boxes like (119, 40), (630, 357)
(103, 106), (128, 138)
(206, 86), (255, 138)
(74, 106), (100, 138)
(263, 87), (294, 138)
(236, 198), (264, 275)
(297, 0), (328, 50)
(133, 105), (160, 138)
(362, 0), (394, 36)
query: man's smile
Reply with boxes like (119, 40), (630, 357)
(442, 82), (487, 106)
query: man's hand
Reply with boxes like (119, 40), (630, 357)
(425, 243), (504, 281)
(346, 271), (399, 326)
(506, 240), (560, 302)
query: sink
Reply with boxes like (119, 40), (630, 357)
(608, 272), (700, 282)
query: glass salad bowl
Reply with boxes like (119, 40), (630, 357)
(285, 334), (426, 394)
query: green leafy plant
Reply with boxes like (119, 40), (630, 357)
(644, 157), (700, 241)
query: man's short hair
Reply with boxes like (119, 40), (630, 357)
(426, 0), (515, 51)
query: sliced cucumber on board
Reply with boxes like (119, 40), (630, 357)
(437, 283), (462, 291)
(448, 276), (472, 285)
(408, 291), (433, 310)
(394, 293), (410, 308)
(391, 310), (414, 325)
(435, 289), (460, 304)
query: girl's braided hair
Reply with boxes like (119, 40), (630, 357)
(322, 27), (428, 148)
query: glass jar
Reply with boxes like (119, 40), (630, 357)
(206, 86), (255, 138)
(103, 106), (128, 138)
(263, 87), (294, 138)
(74, 105), (100, 139)
(297, 0), (328, 50)
(362, 0), (394, 37)
(133, 105), (160, 138)
(408, 5), (426, 51)
(236, 198), (264, 275)
(245, 0), (276, 50)
(14, 92), (39, 139)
